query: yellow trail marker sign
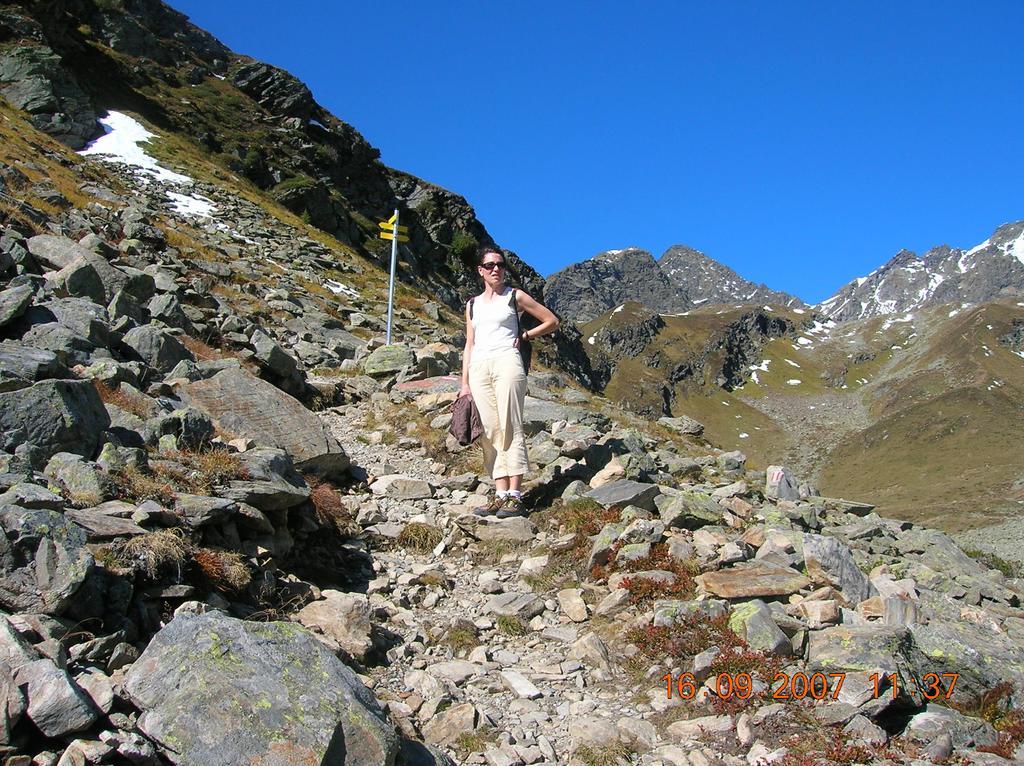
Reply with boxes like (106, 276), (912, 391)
(380, 231), (409, 242)
(378, 221), (409, 234)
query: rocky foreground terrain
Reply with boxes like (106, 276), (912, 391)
(0, 97), (1022, 766)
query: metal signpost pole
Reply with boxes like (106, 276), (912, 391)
(385, 208), (399, 344)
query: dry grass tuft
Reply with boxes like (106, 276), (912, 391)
(92, 380), (152, 419)
(193, 547), (252, 593)
(180, 334), (228, 362)
(109, 447), (244, 503)
(108, 464), (177, 505)
(99, 529), (192, 579)
(396, 522), (444, 553)
(304, 474), (359, 536)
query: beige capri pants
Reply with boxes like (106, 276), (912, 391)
(468, 351), (529, 479)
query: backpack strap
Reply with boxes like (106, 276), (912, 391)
(511, 289), (522, 337)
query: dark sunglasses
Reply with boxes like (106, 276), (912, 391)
(480, 261), (505, 271)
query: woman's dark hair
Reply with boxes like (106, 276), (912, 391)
(475, 244), (503, 265)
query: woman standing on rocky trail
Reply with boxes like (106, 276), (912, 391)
(459, 245), (560, 517)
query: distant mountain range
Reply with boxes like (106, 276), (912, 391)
(818, 221), (1024, 321)
(546, 221), (1024, 324)
(544, 245), (803, 323)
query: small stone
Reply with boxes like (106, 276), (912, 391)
(557, 589), (588, 622)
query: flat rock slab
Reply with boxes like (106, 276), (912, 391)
(0, 342), (70, 392)
(184, 368), (349, 478)
(124, 611), (398, 766)
(500, 670), (542, 699)
(64, 509), (146, 540)
(585, 480), (661, 511)
(696, 563), (811, 599)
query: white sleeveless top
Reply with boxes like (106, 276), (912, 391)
(471, 287), (520, 362)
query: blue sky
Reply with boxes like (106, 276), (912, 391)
(166, 1), (1022, 303)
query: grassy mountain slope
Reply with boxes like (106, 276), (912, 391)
(581, 298), (1024, 530)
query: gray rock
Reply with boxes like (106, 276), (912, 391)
(251, 330), (298, 377)
(0, 47), (98, 149)
(122, 325), (195, 375)
(586, 522), (625, 570)
(147, 294), (192, 331)
(905, 705), (998, 749)
(27, 235), (94, 271)
(64, 508), (146, 541)
(219, 448), (310, 511)
(19, 322), (95, 366)
(0, 482), (64, 510)
(803, 533), (872, 606)
(13, 659), (97, 738)
(807, 625), (929, 709)
(0, 661), (25, 744)
(39, 298), (111, 346)
(184, 368), (348, 477)
(124, 611), (398, 765)
(0, 506), (93, 615)
(765, 465), (800, 501)
(487, 592), (545, 620)
(0, 342), (70, 392)
(653, 599), (728, 628)
(370, 475), (433, 500)
(716, 450), (746, 473)
(656, 489), (721, 529)
(728, 600), (790, 655)
(0, 283), (33, 328)
(0, 614), (38, 672)
(584, 480), (660, 511)
(173, 494), (236, 528)
(472, 516), (537, 543)
(422, 701), (478, 745)
(293, 591), (372, 662)
(658, 415), (704, 436)
(363, 344), (415, 377)
(43, 452), (107, 507)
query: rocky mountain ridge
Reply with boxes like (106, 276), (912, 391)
(544, 246), (803, 324)
(817, 221), (1024, 322)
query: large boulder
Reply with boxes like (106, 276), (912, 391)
(124, 612), (399, 766)
(0, 379), (110, 461)
(0, 506), (94, 615)
(184, 368), (349, 477)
